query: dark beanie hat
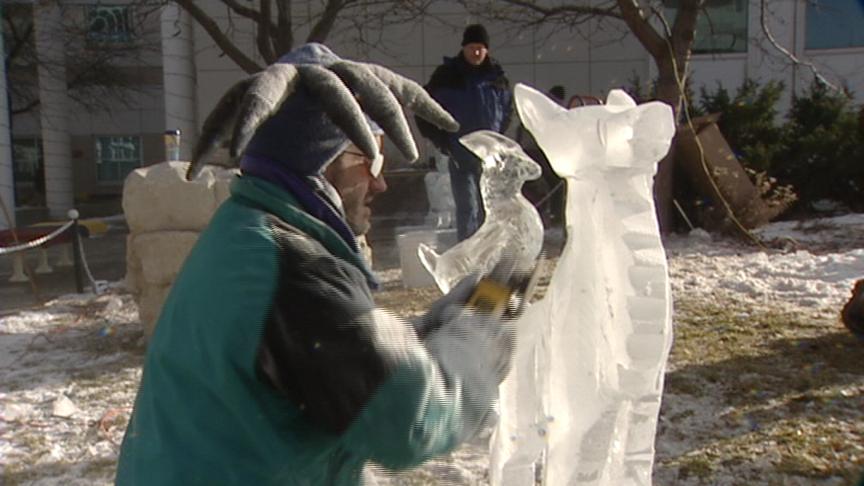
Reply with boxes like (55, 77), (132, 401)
(462, 24), (489, 48)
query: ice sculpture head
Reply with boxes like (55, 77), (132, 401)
(459, 130), (542, 198)
(514, 84), (675, 179)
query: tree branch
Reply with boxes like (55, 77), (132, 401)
(759, 0), (843, 94)
(669, 0), (701, 67)
(11, 98), (40, 116)
(306, 0), (348, 44)
(220, 0), (281, 33)
(499, 0), (622, 19)
(3, 17), (33, 63)
(220, 0), (263, 23)
(173, 0), (263, 73)
(256, 0), (276, 64)
(274, 0), (293, 55)
(616, 0), (665, 60)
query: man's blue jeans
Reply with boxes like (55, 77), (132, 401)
(448, 154), (485, 241)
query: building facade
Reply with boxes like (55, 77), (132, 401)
(2, 0), (862, 228)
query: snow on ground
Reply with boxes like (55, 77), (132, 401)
(0, 284), (142, 485)
(1, 214), (863, 485)
(667, 215), (864, 315)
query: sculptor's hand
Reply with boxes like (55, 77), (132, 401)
(423, 304), (516, 440)
(413, 273), (481, 338)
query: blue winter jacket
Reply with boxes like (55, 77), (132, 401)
(418, 53), (512, 168)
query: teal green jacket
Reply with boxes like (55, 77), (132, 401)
(116, 176), (474, 485)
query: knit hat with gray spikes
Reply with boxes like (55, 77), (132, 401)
(188, 43), (459, 180)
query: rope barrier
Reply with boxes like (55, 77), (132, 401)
(0, 220), (75, 255)
(1, 211), (108, 295)
(74, 230), (108, 294)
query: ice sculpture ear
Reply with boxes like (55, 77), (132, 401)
(605, 89), (638, 109)
(515, 83), (567, 137)
(515, 83), (580, 178)
(631, 102), (676, 161)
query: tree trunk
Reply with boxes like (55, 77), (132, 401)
(652, 58), (685, 233)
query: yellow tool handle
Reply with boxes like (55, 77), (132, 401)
(467, 279), (512, 318)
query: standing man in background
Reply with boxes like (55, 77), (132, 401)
(417, 24), (513, 241)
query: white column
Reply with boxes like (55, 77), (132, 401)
(0, 3), (16, 230)
(161, 3), (198, 161)
(34, 0), (74, 219)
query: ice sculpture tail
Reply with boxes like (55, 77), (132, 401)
(417, 242), (444, 291)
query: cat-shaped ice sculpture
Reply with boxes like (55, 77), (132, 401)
(490, 85), (675, 486)
(418, 130), (544, 294)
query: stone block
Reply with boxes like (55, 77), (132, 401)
(131, 231), (200, 286)
(122, 161), (237, 233)
(138, 283), (172, 338)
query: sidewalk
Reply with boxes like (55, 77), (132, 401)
(0, 221), (129, 315)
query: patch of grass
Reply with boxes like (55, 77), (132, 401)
(2, 457), (117, 485)
(670, 299), (860, 402)
(677, 455), (714, 480)
(660, 296), (864, 482)
(375, 284), (441, 318)
(80, 457), (118, 479)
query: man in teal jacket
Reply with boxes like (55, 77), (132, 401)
(116, 44), (515, 485)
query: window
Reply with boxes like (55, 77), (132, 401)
(806, 0), (864, 50)
(11, 138), (44, 205)
(11, 138), (43, 185)
(96, 136), (142, 182)
(87, 5), (134, 43)
(665, 0), (749, 54)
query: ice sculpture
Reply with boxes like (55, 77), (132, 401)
(418, 130), (544, 293)
(489, 84), (675, 485)
(424, 152), (455, 228)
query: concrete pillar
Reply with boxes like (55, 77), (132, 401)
(34, 1), (74, 219)
(161, 3), (198, 161)
(0, 3), (16, 230)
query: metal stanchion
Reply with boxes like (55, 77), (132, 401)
(69, 209), (84, 293)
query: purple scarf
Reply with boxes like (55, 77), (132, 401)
(240, 154), (359, 253)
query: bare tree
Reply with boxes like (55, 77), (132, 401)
(3, 2), (164, 116)
(172, 0), (435, 74)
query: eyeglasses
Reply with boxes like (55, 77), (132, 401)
(343, 149), (384, 178)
